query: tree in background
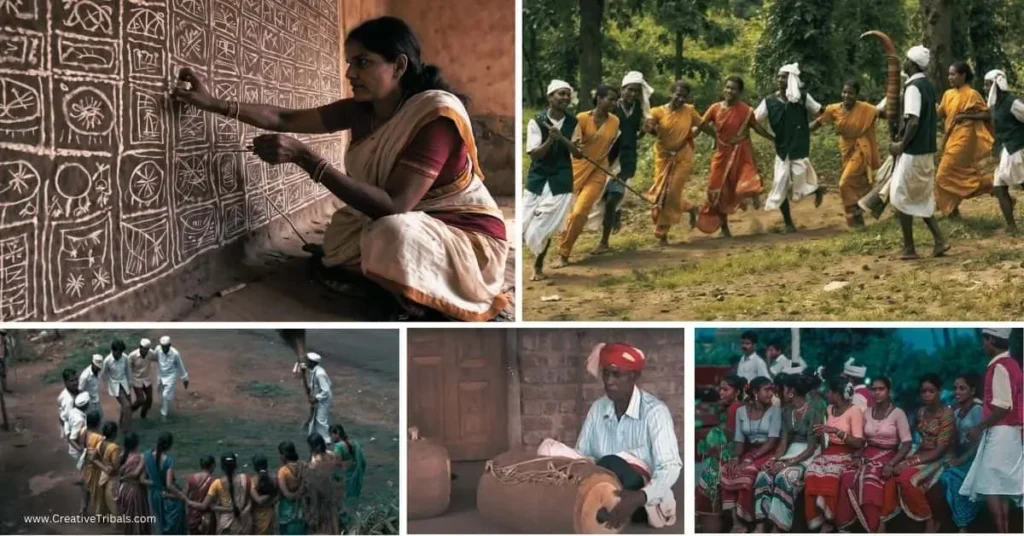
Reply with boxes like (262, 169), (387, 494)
(646, 0), (736, 83)
(579, 0), (606, 111)
(753, 0), (839, 99)
(523, 0), (579, 105)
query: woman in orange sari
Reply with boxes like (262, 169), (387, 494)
(936, 62), (995, 217)
(804, 378), (865, 532)
(893, 373), (955, 533)
(694, 76), (765, 238)
(810, 81), (884, 228)
(552, 85), (621, 267)
(646, 81), (704, 245)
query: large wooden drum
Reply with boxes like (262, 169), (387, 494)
(407, 428), (451, 519)
(477, 450), (624, 534)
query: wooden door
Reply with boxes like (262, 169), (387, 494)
(408, 329), (508, 461)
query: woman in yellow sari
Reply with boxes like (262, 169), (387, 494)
(80, 411), (103, 515)
(810, 81), (883, 228)
(936, 61), (995, 217)
(88, 422), (121, 516)
(552, 85), (621, 267)
(173, 17), (509, 321)
(646, 81), (703, 245)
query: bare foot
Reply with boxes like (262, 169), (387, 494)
(784, 224), (798, 234)
(932, 242), (951, 257)
(530, 269), (547, 281)
(720, 227), (732, 239)
(949, 208), (962, 220)
(814, 186), (826, 207)
(658, 236), (669, 247)
(592, 244), (609, 255)
(897, 249), (919, 260)
(550, 255), (569, 269)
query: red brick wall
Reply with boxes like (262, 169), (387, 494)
(516, 329), (686, 452)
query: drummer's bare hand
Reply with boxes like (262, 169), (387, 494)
(603, 489), (647, 529)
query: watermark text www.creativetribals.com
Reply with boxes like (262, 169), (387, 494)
(23, 514), (157, 525)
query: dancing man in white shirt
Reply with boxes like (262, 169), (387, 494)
(78, 354), (103, 420)
(128, 338), (155, 419)
(101, 339), (133, 434)
(154, 336), (189, 420)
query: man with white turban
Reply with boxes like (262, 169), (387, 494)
(78, 354), (103, 419)
(887, 45), (950, 259)
(524, 79), (583, 281)
(592, 72), (654, 253)
(128, 338), (156, 418)
(754, 63), (827, 232)
(959, 328), (1023, 534)
(154, 336), (189, 420)
(302, 352), (333, 445)
(984, 69), (1024, 234)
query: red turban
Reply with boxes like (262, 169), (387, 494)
(599, 343), (646, 371)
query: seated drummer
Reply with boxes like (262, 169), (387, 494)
(576, 342), (682, 529)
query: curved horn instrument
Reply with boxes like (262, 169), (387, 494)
(860, 30), (901, 140)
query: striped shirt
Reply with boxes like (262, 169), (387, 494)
(575, 386), (682, 506)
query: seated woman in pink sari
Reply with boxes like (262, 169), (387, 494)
(172, 17), (508, 322)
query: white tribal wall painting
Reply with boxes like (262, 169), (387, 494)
(0, 0), (345, 321)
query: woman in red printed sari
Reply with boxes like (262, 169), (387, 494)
(184, 456), (217, 534)
(693, 76), (767, 238)
(840, 377), (912, 532)
(893, 373), (955, 533)
(804, 378), (865, 532)
(173, 17), (508, 322)
(116, 433), (151, 535)
(720, 377), (781, 530)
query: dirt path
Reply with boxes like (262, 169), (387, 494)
(175, 197), (517, 321)
(524, 194), (1024, 320)
(0, 330), (399, 534)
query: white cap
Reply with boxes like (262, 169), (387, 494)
(906, 45), (931, 70)
(160, 336), (171, 345)
(843, 357), (867, 378)
(74, 391), (90, 407)
(92, 354), (104, 367)
(982, 328), (1012, 340)
(140, 338), (151, 349)
(306, 352), (322, 363)
(547, 79), (572, 96)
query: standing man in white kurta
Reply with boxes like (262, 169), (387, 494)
(305, 352), (333, 445)
(888, 45), (950, 259)
(78, 354), (103, 420)
(57, 367), (80, 438)
(154, 336), (189, 420)
(754, 63), (827, 232)
(101, 339), (133, 434)
(128, 338), (155, 419)
(984, 69), (1024, 234)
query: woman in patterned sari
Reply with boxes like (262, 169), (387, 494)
(184, 456), (217, 535)
(893, 374), (955, 532)
(940, 373), (984, 531)
(88, 422), (121, 517)
(936, 62), (995, 218)
(753, 373), (824, 532)
(804, 378), (866, 532)
(277, 441), (308, 535)
(841, 377), (912, 532)
(720, 377), (782, 530)
(646, 81), (703, 245)
(694, 76), (765, 238)
(697, 375), (747, 532)
(809, 81), (884, 228)
(116, 433), (150, 534)
(144, 432), (188, 534)
(552, 85), (621, 267)
(173, 17), (509, 321)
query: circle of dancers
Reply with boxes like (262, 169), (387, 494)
(56, 338), (368, 534)
(525, 44), (1023, 280)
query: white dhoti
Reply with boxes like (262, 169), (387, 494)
(523, 184), (573, 255)
(158, 380), (177, 417)
(763, 157), (819, 210)
(959, 425), (1024, 505)
(995, 147), (1024, 187)
(308, 398), (332, 444)
(889, 153), (936, 217)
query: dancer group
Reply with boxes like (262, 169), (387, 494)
(56, 338), (368, 534)
(695, 328), (1023, 533)
(524, 43), (1023, 279)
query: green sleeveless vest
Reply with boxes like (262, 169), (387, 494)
(765, 94), (811, 160)
(904, 77), (938, 155)
(526, 111), (577, 196)
(993, 92), (1024, 155)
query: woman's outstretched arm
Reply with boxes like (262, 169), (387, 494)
(171, 67), (354, 134)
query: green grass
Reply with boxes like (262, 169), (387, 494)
(237, 380), (294, 399)
(40, 330), (147, 384)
